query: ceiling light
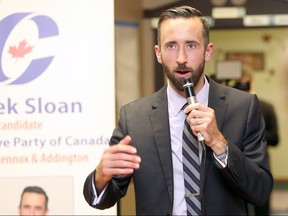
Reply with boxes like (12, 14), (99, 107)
(244, 14), (288, 26)
(212, 7), (246, 19)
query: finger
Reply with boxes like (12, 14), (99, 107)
(107, 157), (141, 169)
(110, 136), (137, 154)
(109, 152), (141, 164)
(119, 135), (132, 145)
(183, 103), (197, 114)
(103, 167), (136, 176)
(188, 116), (200, 126)
(195, 118), (199, 125)
(195, 117), (205, 125)
(102, 155), (141, 176)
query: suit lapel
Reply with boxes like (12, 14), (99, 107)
(148, 86), (174, 206)
(208, 77), (228, 132)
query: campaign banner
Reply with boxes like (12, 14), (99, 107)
(0, 0), (115, 215)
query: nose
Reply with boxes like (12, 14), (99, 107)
(176, 47), (188, 65)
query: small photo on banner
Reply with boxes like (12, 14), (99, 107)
(0, 176), (74, 215)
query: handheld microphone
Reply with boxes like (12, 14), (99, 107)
(183, 77), (205, 143)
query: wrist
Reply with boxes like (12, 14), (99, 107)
(212, 135), (228, 155)
(215, 143), (228, 160)
(95, 167), (110, 194)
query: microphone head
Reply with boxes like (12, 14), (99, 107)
(183, 77), (194, 89)
(182, 77), (196, 98)
(183, 77), (192, 86)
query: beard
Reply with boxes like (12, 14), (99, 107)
(162, 60), (205, 92)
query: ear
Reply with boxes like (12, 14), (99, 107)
(154, 45), (162, 64)
(204, 43), (214, 61)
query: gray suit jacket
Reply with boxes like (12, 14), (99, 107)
(83, 77), (273, 215)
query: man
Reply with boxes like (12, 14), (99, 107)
(83, 6), (273, 215)
(18, 186), (49, 216)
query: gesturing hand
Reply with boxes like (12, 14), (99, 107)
(95, 135), (141, 194)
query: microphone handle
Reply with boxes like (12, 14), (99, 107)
(187, 96), (205, 143)
(187, 96), (197, 105)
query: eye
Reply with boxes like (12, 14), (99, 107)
(166, 43), (177, 50)
(187, 43), (196, 49)
(35, 206), (45, 211)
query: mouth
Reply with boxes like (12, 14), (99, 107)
(175, 70), (191, 77)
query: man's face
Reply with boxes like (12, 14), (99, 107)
(154, 17), (213, 93)
(18, 192), (48, 216)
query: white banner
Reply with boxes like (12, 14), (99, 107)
(0, 0), (116, 215)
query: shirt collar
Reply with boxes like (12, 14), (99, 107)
(167, 76), (210, 115)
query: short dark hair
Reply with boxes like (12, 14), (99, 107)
(157, 6), (210, 48)
(19, 186), (49, 209)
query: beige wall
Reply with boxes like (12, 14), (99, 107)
(115, 0), (142, 21)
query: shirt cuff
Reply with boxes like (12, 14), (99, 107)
(91, 174), (108, 205)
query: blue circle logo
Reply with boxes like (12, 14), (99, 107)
(0, 13), (59, 85)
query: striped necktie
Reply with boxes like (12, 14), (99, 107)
(182, 118), (201, 215)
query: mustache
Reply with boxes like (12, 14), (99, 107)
(175, 64), (192, 71)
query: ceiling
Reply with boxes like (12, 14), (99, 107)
(142, 0), (288, 29)
(141, 0), (178, 9)
(142, 0), (288, 9)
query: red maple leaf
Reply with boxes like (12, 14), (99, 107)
(8, 39), (33, 59)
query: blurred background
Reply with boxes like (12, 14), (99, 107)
(114, 0), (288, 215)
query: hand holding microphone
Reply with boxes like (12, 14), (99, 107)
(182, 77), (228, 154)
